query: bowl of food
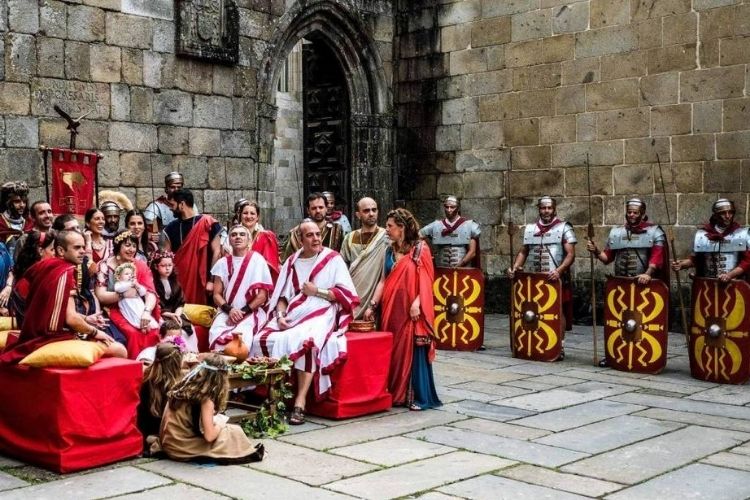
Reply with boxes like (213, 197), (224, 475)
(349, 320), (375, 332)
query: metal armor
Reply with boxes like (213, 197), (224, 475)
(523, 221), (577, 273)
(693, 227), (750, 278)
(423, 219), (481, 268)
(608, 225), (666, 277)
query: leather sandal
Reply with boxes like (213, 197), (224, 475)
(289, 406), (305, 425)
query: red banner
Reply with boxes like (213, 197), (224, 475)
(49, 148), (98, 217)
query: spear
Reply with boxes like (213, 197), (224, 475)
(505, 146), (517, 356)
(586, 154), (599, 365)
(656, 154), (690, 344)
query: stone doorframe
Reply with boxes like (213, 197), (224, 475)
(256, 0), (394, 216)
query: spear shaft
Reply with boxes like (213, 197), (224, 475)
(586, 154), (598, 365)
(505, 147), (517, 356)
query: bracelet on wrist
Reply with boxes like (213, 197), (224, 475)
(241, 305), (251, 314)
(220, 303), (232, 314)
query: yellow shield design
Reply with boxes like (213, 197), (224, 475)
(511, 272), (563, 362)
(433, 267), (484, 351)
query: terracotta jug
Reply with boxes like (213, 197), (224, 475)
(223, 333), (249, 362)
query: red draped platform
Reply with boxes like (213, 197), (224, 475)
(0, 358), (143, 473)
(307, 330), (393, 419)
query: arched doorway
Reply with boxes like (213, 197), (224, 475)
(256, 0), (393, 234)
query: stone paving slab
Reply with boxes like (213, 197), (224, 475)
(497, 361), (573, 376)
(329, 436), (455, 467)
(499, 381), (635, 412)
(700, 451), (750, 472)
(111, 483), (230, 499)
(502, 379), (558, 391)
(450, 380), (533, 398)
(248, 439), (378, 485)
(562, 426), (748, 484)
(632, 407), (750, 433)
(0, 471), (27, 493)
(687, 385), (750, 405)
(438, 474), (589, 500)
(606, 463), (750, 500)
(562, 369), (708, 395)
(408, 426), (588, 468)
(524, 374), (590, 387)
(449, 418), (551, 440)
(439, 399), (536, 421)
(0, 457), (22, 468)
(509, 399), (646, 432)
(432, 363), (528, 384)
(306, 407), (407, 428)
(415, 493), (463, 500)
(0, 466), (170, 500)
(437, 385), (505, 403)
(534, 415), (683, 454)
(498, 464), (624, 497)
(138, 461), (351, 499)
(279, 408), (466, 450)
(610, 392), (750, 420)
(323, 451), (513, 500)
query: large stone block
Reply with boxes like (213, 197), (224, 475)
(704, 160), (743, 192)
(436, 125), (460, 151)
(551, 141), (623, 167)
(717, 130), (750, 159)
(631, 0), (691, 21)
(586, 79), (639, 111)
(517, 89), (555, 118)
(555, 85), (585, 115)
(624, 137), (670, 164)
(513, 63), (561, 90)
(680, 66), (745, 102)
(189, 128), (221, 156)
(577, 113), (596, 142)
(175, 59), (214, 94)
(109, 122), (157, 152)
(471, 16), (511, 47)
(511, 145), (550, 170)
(540, 115), (576, 144)
(576, 26), (637, 58)
(64, 41), (89, 80)
(232, 97), (255, 131)
(511, 9), (552, 42)
(437, 76), (467, 101)
(487, 45), (506, 70)
(1, 149), (44, 186)
(601, 52), (647, 81)
(506, 35), (574, 67)
(653, 161), (704, 193)
(9, 0), (39, 33)
(40, 1), (68, 38)
(678, 193), (740, 225)
(442, 97), (478, 125)
(152, 19), (175, 53)
(36, 37), (65, 79)
(723, 97), (750, 132)
(111, 83), (130, 121)
(460, 198), (504, 226)
(438, 1), (480, 26)
(106, 13), (152, 49)
(193, 95), (233, 129)
(90, 45), (121, 83)
(208, 157), (257, 190)
(158, 126), (188, 154)
(694, 0), (738, 11)
(221, 131), (253, 157)
(154, 90), (192, 126)
(467, 69), (512, 96)
(121, 0), (174, 20)
(213, 66), (235, 97)
(591, 0), (630, 29)
(130, 87), (154, 123)
(119, 152), (151, 186)
(639, 73), (678, 105)
(478, 94), (518, 121)
(466, 121), (503, 149)
(67, 5), (105, 42)
(647, 44), (697, 74)
(597, 107), (650, 140)
(456, 148), (509, 171)
(173, 155), (209, 186)
(449, 48), (487, 75)
(31, 78), (110, 120)
(143, 52), (175, 89)
(0, 82), (30, 115)
(650, 104), (691, 136)
(720, 36), (750, 65)
(561, 57), (600, 85)
(553, 2), (589, 34)
(5, 117), (38, 148)
(663, 12), (697, 45)
(503, 118), (539, 146)
(6, 33), (36, 82)
(120, 49), (142, 85)
(96, 150), (120, 187)
(436, 174), (464, 198)
(694, 100), (722, 133)
(509, 169), (564, 197)
(441, 24), (471, 53)
(613, 164), (654, 194)
(672, 134), (715, 161)
(564, 165), (614, 196)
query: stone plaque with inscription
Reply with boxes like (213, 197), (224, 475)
(176, 0), (239, 65)
(31, 79), (110, 120)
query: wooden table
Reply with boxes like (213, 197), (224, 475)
(226, 367), (288, 423)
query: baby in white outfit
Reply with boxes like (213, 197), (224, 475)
(114, 262), (158, 330)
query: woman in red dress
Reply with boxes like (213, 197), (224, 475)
(84, 208), (112, 273)
(234, 199), (280, 282)
(95, 229), (161, 359)
(371, 208), (441, 410)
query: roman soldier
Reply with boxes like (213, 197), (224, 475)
(673, 199), (750, 384)
(420, 195), (481, 268)
(322, 191), (352, 236)
(587, 197), (670, 372)
(507, 196), (576, 361)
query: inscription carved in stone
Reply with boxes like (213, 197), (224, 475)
(31, 78), (110, 120)
(176, 0), (239, 65)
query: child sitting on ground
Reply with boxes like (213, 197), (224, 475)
(136, 319), (189, 365)
(114, 262), (159, 330)
(160, 354), (265, 464)
(137, 341), (183, 455)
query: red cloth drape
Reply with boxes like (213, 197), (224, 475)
(253, 230), (280, 283)
(0, 258), (76, 364)
(380, 243), (436, 405)
(174, 216), (216, 305)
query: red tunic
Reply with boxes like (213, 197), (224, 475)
(252, 230), (280, 283)
(174, 216), (217, 305)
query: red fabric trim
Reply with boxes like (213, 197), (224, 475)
(440, 217), (467, 237)
(225, 252), (252, 305)
(739, 251), (750, 273)
(109, 308), (160, 359)
(252, 231), (280, 282)
(534, 217), (562, 236)
(174, 216), (216, 305)
(701, 221), (741, 241)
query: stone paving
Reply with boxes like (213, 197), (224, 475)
(3, 314), (750, 499)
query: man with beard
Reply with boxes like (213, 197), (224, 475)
(341, 197), (388, 320)
(13, 201), (55, 261)
(100, 201), (122, 239)
(144, 172), (200, 237)
(163, 189), (222, 305)
(254, 219), (358, 425)
(0, 182), (33, 255)
(672, 199), (750, 281)
(282, 193), (343, 261)
(420, 195), (481, 269)
(0, 230), (126, 363)
(322, 191), (352, 236)
(508, 196), (577, 344)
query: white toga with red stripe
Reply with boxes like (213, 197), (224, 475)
(253, 247), (359, 398)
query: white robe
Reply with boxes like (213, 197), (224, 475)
(253, 247), (359, 397)
(208, 251), (273, 351)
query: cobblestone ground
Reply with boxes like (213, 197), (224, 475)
(3, 314), (750, 499)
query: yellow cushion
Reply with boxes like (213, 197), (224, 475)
(0, 330), (16, 349)
(0, 317), (16, 331)
(20, 339), (106, 368)
(183, 304), (217, 328)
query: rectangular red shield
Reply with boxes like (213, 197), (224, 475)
(432, 267), (485, 351)
(49, 148), (98, 217)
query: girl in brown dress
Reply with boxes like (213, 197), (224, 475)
(160, 354), (264, 464)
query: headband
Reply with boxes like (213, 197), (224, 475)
(181, 360), (227, 384)
(164, 171), (184, 184)
(712, 198), (735, 213)
(113, 230), (133, 245)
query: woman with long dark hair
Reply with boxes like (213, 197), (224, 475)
(10, 230), (56, 327)
(125, 209), (154, 262)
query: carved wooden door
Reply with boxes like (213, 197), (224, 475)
(303, 37), (350, 211)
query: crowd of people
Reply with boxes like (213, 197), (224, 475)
(0, 174), (442, 464)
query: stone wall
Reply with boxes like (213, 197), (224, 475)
(0, 0), (394, 232)
(395, 0), (750, 294)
